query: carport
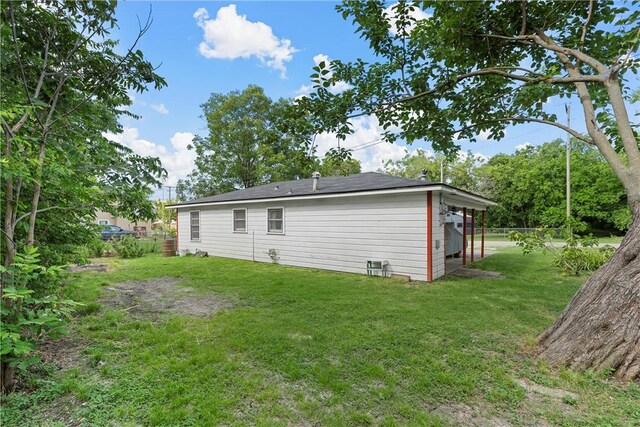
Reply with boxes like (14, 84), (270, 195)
(438, 189), (496, 275)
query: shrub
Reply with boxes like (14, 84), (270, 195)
(552, 245), (616, 276)
(87, 239), (108, 258)
(39, 243), (91, 266)
(111, 236), (144, 259)
(509, 229), (615, 275)
(138, 237), (160, 254)
(0, 247), (82, 392)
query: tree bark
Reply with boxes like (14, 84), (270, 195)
(537, 200), (640, 381)
(3, 128), (16, 268)
(26, 139), (46, 246)
(0, 361), (15, 393)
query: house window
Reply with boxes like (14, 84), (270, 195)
(190, 211), (200, 241)
(267, 208), (284, 234)
(98, 220), (109, 225)
(233, 208), (247, 232)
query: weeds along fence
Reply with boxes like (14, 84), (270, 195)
(482, 228), (563, 239)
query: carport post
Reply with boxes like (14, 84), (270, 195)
(427, 191), (433, 282)
(462, 208), (467, 266)
(471, 209), (475, 263)
(481, 210), (485, 259)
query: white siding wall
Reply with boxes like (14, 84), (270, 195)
(430, 192), (446, 280)
(177, 192), (446, 282)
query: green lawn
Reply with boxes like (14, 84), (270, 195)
(2, 250), (638, 426)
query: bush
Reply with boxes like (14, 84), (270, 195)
(39, 243), (91, 266)
(138, 236), (160, 254)
(87, 239), (108, 258)
(509, 228), (615, 275)
(0, 247), (82, 391)
(111, 236), (144, 259)
(552, 245), (616, 276)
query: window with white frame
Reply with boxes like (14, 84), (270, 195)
(190, 211), (200, 241)
(98, 220), (109, 225)
(267, 208), (284, 234)
(233, 208), (247, 232)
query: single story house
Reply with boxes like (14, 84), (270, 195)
(167, 172), (496, 282)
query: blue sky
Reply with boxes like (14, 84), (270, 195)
(104, 1), (601, 196)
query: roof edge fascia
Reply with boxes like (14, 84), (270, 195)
(167, 185), (497, 210)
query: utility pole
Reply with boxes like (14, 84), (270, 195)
(565, 104), (571, 228)
(165, 186), (175, 203)
(440, 160), (444, 183)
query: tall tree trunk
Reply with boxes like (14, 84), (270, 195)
(3, 129), (16, 268)
(537, 200), (640, 381)
(1, 360), (15, 394)
(26, 140), (46, 246)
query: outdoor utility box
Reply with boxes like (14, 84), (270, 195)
(367, 260), (388, 277)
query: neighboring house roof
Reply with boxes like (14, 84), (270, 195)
(168, 172), (496, 208)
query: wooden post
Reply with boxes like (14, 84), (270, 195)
(462, 207), (467, 266)
(427, 191), (433, 282)
(471, 208), (475, 263)
(481, 210), (485, 259)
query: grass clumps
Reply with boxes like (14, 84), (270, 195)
(1, 250), (637, 426)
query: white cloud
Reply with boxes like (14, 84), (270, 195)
(103, 128), (196, 187)
(314, 115), (415, 172)
(128, 97), (170, 115)
(515, 142), (533, 151)
(150, 103), (169, 114)
(384, 3), (431, 36)
(194, 5), (297, 78)
(477, 129), (492, 140)
(295, 83), (314, 99)
(295, 53), (351, 98)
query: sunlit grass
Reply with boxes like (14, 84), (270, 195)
(2, 249), (637, 426)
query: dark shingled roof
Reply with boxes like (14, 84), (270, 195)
(170, 172), (435, 207)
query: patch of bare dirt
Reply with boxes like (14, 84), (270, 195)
(67, 263), (109, 273)
(37, 336), (89, 371)
(38, 393), (86, 427)
(100, 277), (232, 318)
(516, 379), (577, 400)
(433, 403), (513, 427)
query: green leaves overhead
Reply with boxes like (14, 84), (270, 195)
(1, 0), (167, 265)
(295, 0), (639, 158)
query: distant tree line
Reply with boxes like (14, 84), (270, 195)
(382, 139), (630, 233)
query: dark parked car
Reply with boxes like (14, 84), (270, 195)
(100, 225), (137, 240)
